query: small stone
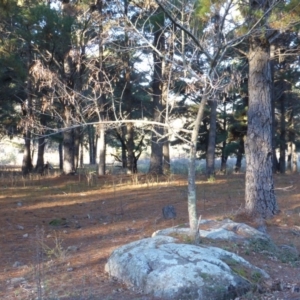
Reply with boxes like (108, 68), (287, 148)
(10, 277), (26, 286)
(17, 202), (23, 207)
(67, 245), (79, 252)
(272, 280), (283, 291)
(23, 233), (28, 238)
(46, 234), (52, 238)
(13, 261), (23, 268)
(16, 225), (24, 230)
(162, 205), (177, 219)
(67, 267), (73, 272)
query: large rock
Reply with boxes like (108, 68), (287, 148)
(153, 219), (269, 242)
(105, 236), (269, 300)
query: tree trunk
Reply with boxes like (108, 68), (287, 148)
(88, 125), (96, 164)
(35, 136), (46, 174)
(221, 154), (228, 173)
(291, 144), (297, 173)
(79, 138), (84, 168)
(278, 87), (286, 174)
(220, 103), (227, 173)
(235, 138), (244, 173)
(63, 129), (74, 174)
(270, 45), (279, 173)
(288, 108), (297, 173)
(22, 40), (33, 176)
(163, 131), (171, 174)
(22, 131), (33, 175)
(126, 123), (136, 173)
(98, 124), (106, 175)
(287, 142), (292, 171)
(149, 11), (164, 175)
(206, 99), (217, 177)
(245, 38), (278, 218)
(188, 93), (208, 233)
(121, 127), (127, 168)
(149, 134), (163, 174)
(35, 111), (47, 174)
(122, 1), (136, 174)
(73, 127), (80, 171)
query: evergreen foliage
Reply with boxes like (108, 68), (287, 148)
(0, 0), (300, 220)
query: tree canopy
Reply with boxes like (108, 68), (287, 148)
(0, 0), (300, 227)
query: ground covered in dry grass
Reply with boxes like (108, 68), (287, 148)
(1, 168), (300, 300)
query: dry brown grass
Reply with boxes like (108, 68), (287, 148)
(0, 169), (300, 299)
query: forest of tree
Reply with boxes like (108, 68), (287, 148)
(0, 0), (300, 229)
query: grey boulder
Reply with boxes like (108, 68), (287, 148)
(105, 236), (269, 300)
(153, 219), (269, 242)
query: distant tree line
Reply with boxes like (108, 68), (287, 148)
(0, 0), (300, 226)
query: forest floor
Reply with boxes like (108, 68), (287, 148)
(0, 168), (300, 300)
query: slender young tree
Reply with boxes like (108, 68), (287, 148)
(147, 0), (239, 231)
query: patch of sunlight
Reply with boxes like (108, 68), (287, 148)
(0, 193), (29, 200)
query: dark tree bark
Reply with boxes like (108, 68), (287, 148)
(73, 127), (80, 171)
(206, 99), (217, 177)
(149, 11), (164, 175)
(235, 138), (244, 173)
(270, 45), (279, 173)
(35, 136), (46, 174)
(287, 102), (297, 173)
(63, 128), (74, 174)
(22, 131), (33, 175)
(121, 127), (127, 168)
(115, 129), (142, 174)
(88, 125), (96, 164)
(98, 123), (106, 175)
(220, 102), (228, 173)
(62, 48), (76, 174)
(163, 130), (171, 174)
(35, 101), (48, 174)
(122, 0), (136, 174)
(278, 83), (286, 174)
(22, 40), (33, 176)
(221, 154), (228, 173)
(245, 36), (278, 218)
(126, 123), (136, 173)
